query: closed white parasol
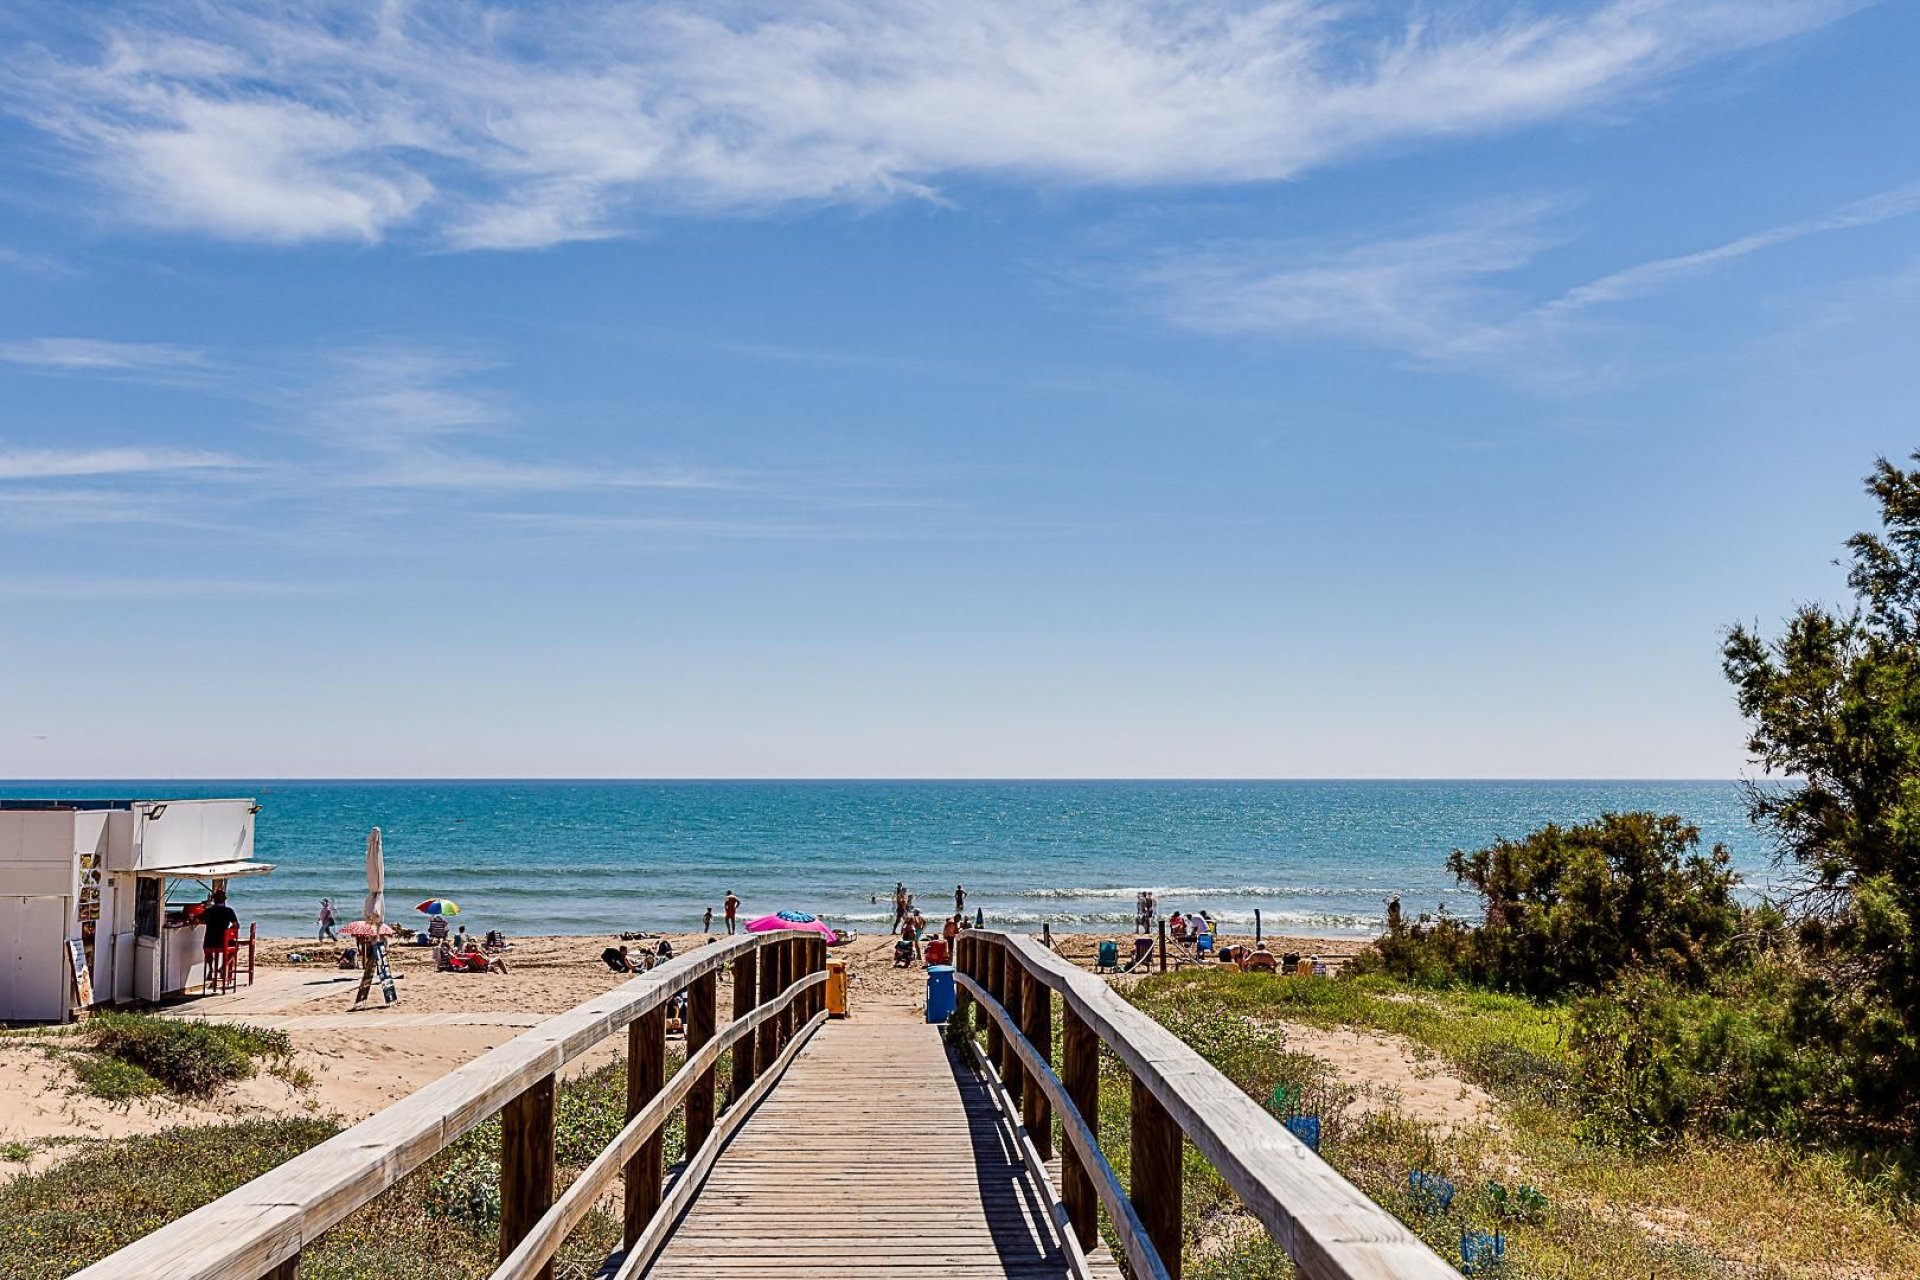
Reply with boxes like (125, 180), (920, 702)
(363, 827), (384, 927)
(354, 827), (396, 1004)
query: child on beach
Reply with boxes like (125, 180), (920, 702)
(703, 906), (714, 934)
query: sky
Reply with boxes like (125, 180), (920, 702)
(1, 0), (1917, 779)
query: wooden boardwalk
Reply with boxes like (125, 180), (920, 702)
(643, 1006), (1115, 1279)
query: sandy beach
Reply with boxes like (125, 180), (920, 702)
(0, 927), (1369, 1169)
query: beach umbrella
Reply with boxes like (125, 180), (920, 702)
(744, 911), (838, 940)
(416, 899), (461, 916)
(362, 828), (384, 927)
(339, 920), (392, 940)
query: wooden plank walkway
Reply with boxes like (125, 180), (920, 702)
(643, 1006), (1118, 1279)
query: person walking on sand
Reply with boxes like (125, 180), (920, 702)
(892, 883), (907, 931)
(724, 891), (740, 934)
(702, 905), (714, 934)
(317, 897), (337, 942)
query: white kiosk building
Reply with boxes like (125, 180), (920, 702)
(0, 798), (273, 1022)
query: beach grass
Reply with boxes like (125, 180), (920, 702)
(1109, 969), (1920, 1279)
(0, 1048), (687, 1280)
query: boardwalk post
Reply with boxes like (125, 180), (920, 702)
(263, 1258), (300, 1280)
(1002, 948), (1025, 1107)
(808, 936), (823, 1019)
(985, 940), (1006, 1071)
(1060, 1004), (1099, 1250)
(953, 935), (974, 1033)
(499, 1072), (556, 1280)
(1131, 1073), (1184, 1280)
(773, 939), (791, 1047)
(624, 1005), (667, 1246)
(1019, 964), (1053, 1160)
(686, 970), (718, 1153)
(731, 948), (757, 1104)
(1158, 917), (1168, 973)
(757, 936), (781, 1073)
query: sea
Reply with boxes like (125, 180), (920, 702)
(0, 780), (1778, 940)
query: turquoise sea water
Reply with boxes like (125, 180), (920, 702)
(0, 781), (1773, 940)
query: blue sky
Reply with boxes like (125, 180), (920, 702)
(1, 0), (1917, 778)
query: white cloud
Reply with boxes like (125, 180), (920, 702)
(0, 336), (205, 370)
(0, 446), (246, 479)
(0, 245), (75, 277)
(1139, 179), (1920, 379)
(0, 0), (1871, 248)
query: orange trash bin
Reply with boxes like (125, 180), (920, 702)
(825, 958), (849, 1017)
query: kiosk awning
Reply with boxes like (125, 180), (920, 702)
(135, 861), (277, 879)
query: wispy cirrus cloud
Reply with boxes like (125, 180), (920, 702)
(0, 245), (75, 277)
(0, 0), (1872, 249)
(0, 446), (247, 479)
(1138, 178), (1920, 382)
(0, 336), (205, 371)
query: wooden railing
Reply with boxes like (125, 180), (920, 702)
(954, 930), (1461, 1280)
(71, 929), (830, 1280)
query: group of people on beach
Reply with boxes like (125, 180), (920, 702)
(888, 882), (970, 968)
(697, 891), (742, 934)
(601, 938), (675, 973)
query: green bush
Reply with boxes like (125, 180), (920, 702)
(82, 1013), (290, 1098)
(425, 1151), (501, 1228)
(1361, 812), (1742, 998)
(68, 1054), (161, 1103)
(1570, 969), (1835, 1147)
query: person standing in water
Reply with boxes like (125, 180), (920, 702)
(724, 891), (740, 934)
(954, 884), (966, 915)
(702, 905), (714, 934)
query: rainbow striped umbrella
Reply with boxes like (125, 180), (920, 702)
(415, 899), (461, 916)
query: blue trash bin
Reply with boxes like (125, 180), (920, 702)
(925, 964), (956, 1024)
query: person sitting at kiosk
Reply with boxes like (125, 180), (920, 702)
(199, 889), (240, 987)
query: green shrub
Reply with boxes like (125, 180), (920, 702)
(69, 1054), (161, 1103)
(1360, 813), (1743, 998)
(82, 1013), (289, 1098)
(425, 1151), (501, 1228)
(1570, 969), (1835, 1147)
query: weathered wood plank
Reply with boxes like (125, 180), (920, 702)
(499, 1074), (555, 1280)
(958, 971), (1171, 1280)
(1020, 965), (1053, 1162)
(70, 931), (817, 1280)
(488, 976), (822, 1280)
(624, 1006), (667, 1246)
(1060, 1003), (1099, 1251)
(1131, 1071), (1183, 1280)
(986, 934), (1461, 1280)
(729, 949), (757, 1103)
(685, 971), (717, 1152)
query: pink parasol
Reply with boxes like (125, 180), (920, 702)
(339, 920), (393, 940)
(744, 911), (839, 940)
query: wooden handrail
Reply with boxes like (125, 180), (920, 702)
(958, 931), (1461, 1280)
(490, 970), (825, 1280)
(956, 970), (1171, 1280)
(71, 929), (825, 1280)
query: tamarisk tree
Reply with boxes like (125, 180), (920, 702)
(1724, 453), (1920, 1121)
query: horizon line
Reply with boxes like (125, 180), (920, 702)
(0, 775), (1767, 785)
